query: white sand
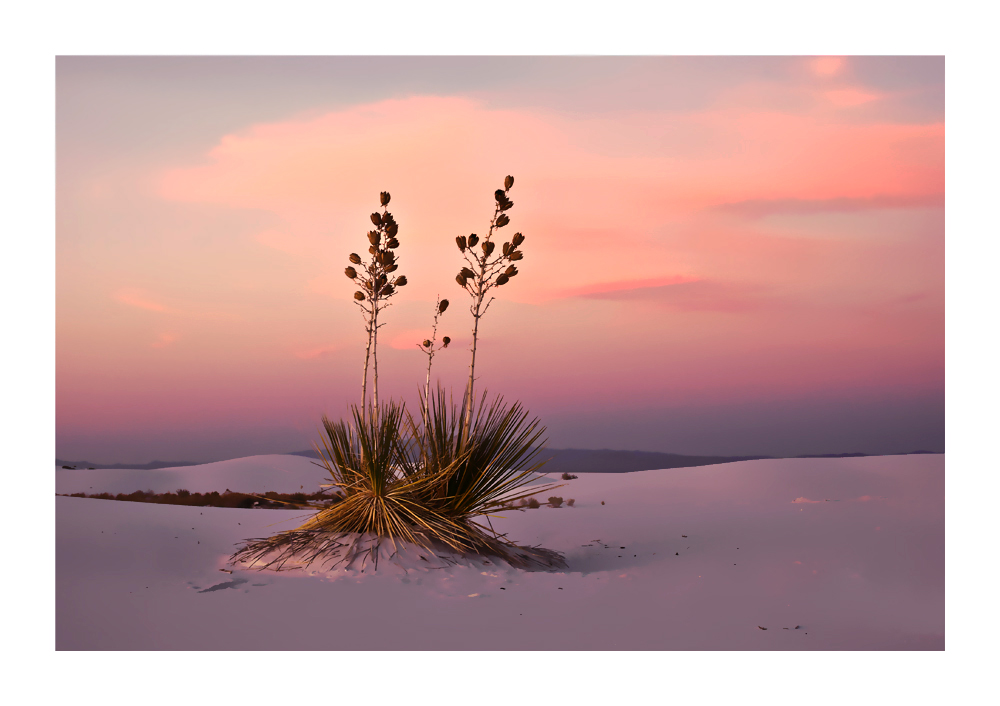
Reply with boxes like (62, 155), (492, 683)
(56, 453), (943, 650)
(55, 454), (327, 495)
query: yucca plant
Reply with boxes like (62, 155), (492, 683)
(233, 397), (564, 570)
(231, 400), (477, 571)
(455, 174), (526, 443)
(231, 177), (566, 573)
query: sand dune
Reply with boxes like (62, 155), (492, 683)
(56, 453), (944, 650)
(55, 454), (328, 495)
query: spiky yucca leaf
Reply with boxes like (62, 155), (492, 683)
(411, 388), (560, 519)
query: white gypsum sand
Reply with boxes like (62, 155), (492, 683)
(56, 453), (944, 650)
(55, 454), (327, 495)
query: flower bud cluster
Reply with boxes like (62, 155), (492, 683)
(346, 192), (408, 305)
(455, 175), (525, 292)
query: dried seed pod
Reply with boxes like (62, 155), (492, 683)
(460, 267), (475, 279)
(349, 253), (362, 264)
(495, 189), (505, 202)
(354, 291), (366, 301)
(386, 237), (399, 249)
(442, 336), (451, 347)
(504, 175), (514, 190)
(502, 242), (511, 257)
(380, 191), (390, 206)
(456, 273), (467, 287)
(508, 250), (523, 261)
(370, 213), (382, 226)
(468, 233), (479, 248)
(377, 274), (388, 287)
(505, 265), (518, 277)
(386, 223), (398, 238)
(423, 339), (432, 348)
(499, 198), (513, 212)
(496, 214), (509, 228)
(456, 235), (467, 251)
(511, 232), (524, 247)
(496, 274), (509, 286)
(381, 284), (395, 297)
(368, 231), (380, 246)
(344, 266), (357, 279)
(438, 299), (449, 313)
(368, 245), (378, 255)
(394, 275), (407, 287)
(385, 263), (398, 273)
(482, 241), (495, 257)
(364, 281), (373, 291)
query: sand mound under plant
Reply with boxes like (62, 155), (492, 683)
(231, 530), (567, 574)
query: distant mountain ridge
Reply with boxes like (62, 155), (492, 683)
(57, 448), (942, 473)
(284, 447), (942, 474)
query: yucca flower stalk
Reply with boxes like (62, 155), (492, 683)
(345, 191), (407, 417)
(416, 296), (451, 429)
(230, 180), (566, 574)
(455, 174), (526, 443)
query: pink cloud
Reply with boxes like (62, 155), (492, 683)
(825, 88), (881, 108)
(711, 193), (944, 218)
(810, 56), (846, 77)
(556, 275), (699, 299)
(156, 96), (943, 310)
(576, 279), (772, 313)
(150, 333), (176, 348)
(116, 288), (172, 313)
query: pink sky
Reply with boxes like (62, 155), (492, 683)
(56, 57), (944, 462)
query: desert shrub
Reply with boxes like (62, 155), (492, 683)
(561, 472), (578, 480)
(548, 496), (564, 508)
(229, 178), (566, 572)
(59, 488), (340, 509)
(526, 497), (540, 509)
(567, 498), (575, 507)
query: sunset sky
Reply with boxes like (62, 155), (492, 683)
(56, 56), (944, 463)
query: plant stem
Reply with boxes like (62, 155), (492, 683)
(372, 295), (379, 416)
(461, 202), (501, 445)
(361, 312), (372, 410)
(423, 297), (443, 430)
